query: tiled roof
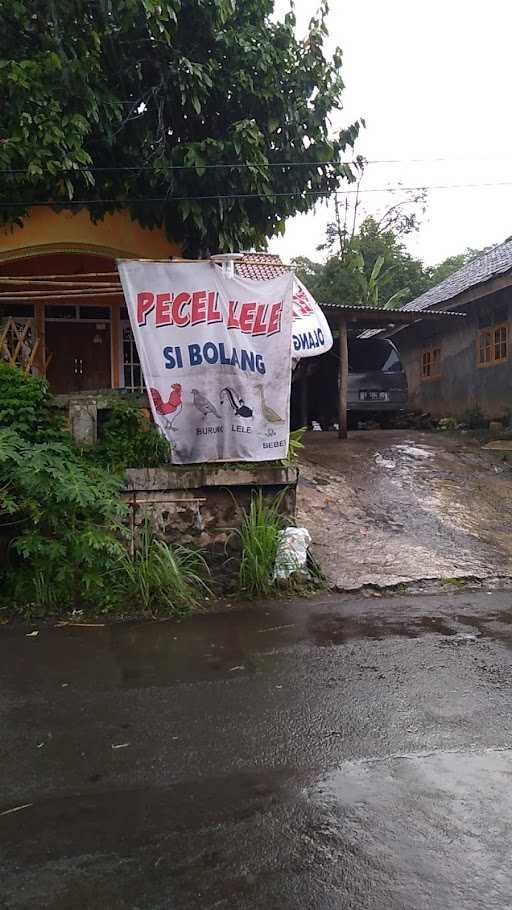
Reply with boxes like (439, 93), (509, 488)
(404, 238), (512, 312)
(235, 252), (290, 281)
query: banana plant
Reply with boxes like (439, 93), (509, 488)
(362, 254), (410, 309)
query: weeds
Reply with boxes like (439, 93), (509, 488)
(117, 518), (211, 615)
(285, 427), (306, 465)
(235, 491), (287, 597)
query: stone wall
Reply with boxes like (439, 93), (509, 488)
(123, 464), (298, 548)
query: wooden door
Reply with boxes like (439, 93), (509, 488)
(46, 322), (111, 393)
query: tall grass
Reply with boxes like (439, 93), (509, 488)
(118, 518), (211, 615)
(236, 490), (287, 597)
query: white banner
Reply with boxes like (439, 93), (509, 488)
(117, 261), (294, 464)
(292, 279), (333, 358)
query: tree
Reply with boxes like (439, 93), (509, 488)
(294, 213), (429, 309)
(352, 216), (430, 303)
(0, 0), (362, 255)
(428, 244), (497, 286)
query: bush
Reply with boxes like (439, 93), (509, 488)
(0, 360), (64, 441)
(0, 367), (208, 619)
(0, 427), (126, 615)
(95, 397), (171, 470)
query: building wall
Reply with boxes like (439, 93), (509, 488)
(0, 207), (180, 261)
(0, 209), (182, 393)
(395, 288), (512, 419)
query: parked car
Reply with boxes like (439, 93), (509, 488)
(291, 336), (408, 430)
(347, 337), (407, 420)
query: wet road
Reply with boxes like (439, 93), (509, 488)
(299, 430), (512, 589)
(2, 591), (512, 908)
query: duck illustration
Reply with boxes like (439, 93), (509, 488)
(191, 388), (221, 419)
(256, 384), (284, 423)
(220, 387), (253, 419)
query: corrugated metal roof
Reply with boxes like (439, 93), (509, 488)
(404, 238), (512, 312)
(321, 303), (464, 317)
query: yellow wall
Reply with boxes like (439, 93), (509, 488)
(0, 207), (181, 262)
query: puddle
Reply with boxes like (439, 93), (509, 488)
(394, 443), (436, 459)
(309, 613), (458, 646)
(308, 610), (512, 648)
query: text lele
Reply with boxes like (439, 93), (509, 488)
(137, 290), (283, 337)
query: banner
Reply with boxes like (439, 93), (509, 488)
(292, 279), (333, 358)
(118, 261), (294, 464)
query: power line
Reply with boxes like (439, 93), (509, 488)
(2, 179), (512, 208)
(1, 160), (347, 175)
(1, 153), (512, 177)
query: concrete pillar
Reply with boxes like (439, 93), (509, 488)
(338, 318), (348, 440)
(69, 398), (98, 445)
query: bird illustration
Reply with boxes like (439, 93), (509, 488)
(191, 388), (221, 419)
(150, 384), (182, 431)
(256, 384), (284, 423)
(220, 387), (253, 419)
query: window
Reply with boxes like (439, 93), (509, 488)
(421, 346), (441, 380)
(0, 304), (34, 319)
(478, 324), (508, 367)
(121, 323), (145, 391)
(45, 304), (111, 321)
(495, 325), (507, 361)
(348, 339), (402, 373)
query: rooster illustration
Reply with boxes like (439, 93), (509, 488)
(150, 384), (182, 431)
(191, 388), (221, 419)
(220, 387), (253, 419)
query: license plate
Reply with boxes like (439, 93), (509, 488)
(359, 390), (389, 401)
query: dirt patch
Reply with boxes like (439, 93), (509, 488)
(297, 430), (512, 590)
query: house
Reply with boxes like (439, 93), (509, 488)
(0, 231), (284, 403)
(390, 241), (512, 420)
(0, 206), (180, 395)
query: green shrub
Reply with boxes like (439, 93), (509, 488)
(116, 518), (211, 615)
(0, 361), (65, 441)
(0, 427), (126, 616)
(236, 490), (287, 597)
(95, 397), (171, 470)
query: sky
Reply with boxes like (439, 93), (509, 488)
(269, 0), (512, 268)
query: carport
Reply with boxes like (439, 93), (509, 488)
(319, 305), (465, 438)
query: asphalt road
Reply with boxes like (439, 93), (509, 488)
(2, 591), (512, 909)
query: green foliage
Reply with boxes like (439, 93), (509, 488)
(236, 491), (286, 597)
(116, 518), (211, 615)
(1, 0), (362, 255)
(286, 427), (306, 464)
(95, 397), (171, 470)
(0, 361), (64, 441)
(0, 366), (210, 619)
(294, 215), (502, 311)
(428, 245), (497, 286)
(428, 254), (467, 286)
(293, 215), (428, 310)
(0, 427), (126, 616)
